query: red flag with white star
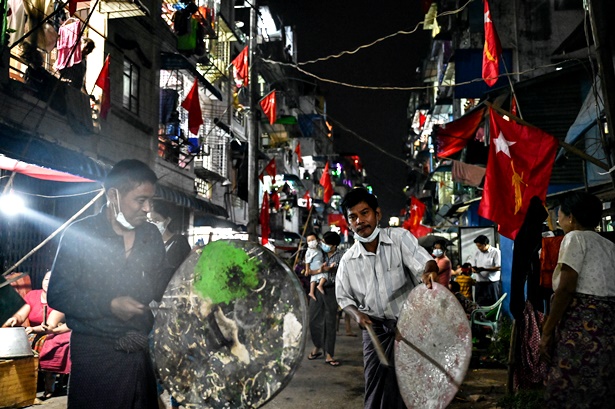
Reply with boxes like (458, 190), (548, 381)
(479, 108), (558, 239)
(482, 0), (502, 87)
(408, 196), (426, 228)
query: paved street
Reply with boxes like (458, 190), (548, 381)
(28, 319), (508, 408)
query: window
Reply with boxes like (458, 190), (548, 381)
(123, 58), (139, 114)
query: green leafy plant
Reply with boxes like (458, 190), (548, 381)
(486, 315), (513, 366)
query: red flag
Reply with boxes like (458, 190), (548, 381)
(410, 224), (433, 238)
(303, 190), (312, 210)
(259, 158), (276, 183)
(419, 112), (427, 129)
(482, 0), (502, 87)
(260, 191), (270, 245)
(408, 196), (426, 228)
(95, 55), (111, 119)
(181, 78), (203, 135)
(271, 190), (280, 211)
(260, 91), (277, 125)
(320, 162), (334, 203)
(511, 95), (518, 117)
(327, 213), (348, 234)
(231, 46), (249, 87)
(295, 142), (302, 164)
(436, 106), (486, 158)
(479, 108), (558, 239)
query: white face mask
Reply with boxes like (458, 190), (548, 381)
(112, 189), (135, 230)
(433, 249), (444, 257)
(151, 220), (167, 235)
(307, 240), (318, 249)
(354, 226), (380, 243)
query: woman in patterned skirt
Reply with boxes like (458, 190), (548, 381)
(540, 192), (615, 408)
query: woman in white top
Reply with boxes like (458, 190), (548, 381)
(540, 192), (615, 409)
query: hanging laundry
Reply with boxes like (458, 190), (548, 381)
(53, 19), (82, 71)
(177, 18), (198, 54)
(7, 0), (26, 47)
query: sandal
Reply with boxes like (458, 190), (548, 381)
(325, 359), (341, 366)
(308, 351), (322, 360)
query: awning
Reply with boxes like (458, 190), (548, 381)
(0, 155), (95, 183)
(558, 76), (603, 158)
(552, 17), (591, 55)
(156, 185), (228, 218)
(161, 52), (222, 101)
(0, 123), (109, 181)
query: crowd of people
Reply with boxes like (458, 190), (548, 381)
(3, 158), (613, 409)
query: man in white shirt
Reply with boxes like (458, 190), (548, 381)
(470, 234), (501, 306)
(336, 188), (438, 409)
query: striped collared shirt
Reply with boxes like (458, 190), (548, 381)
(335, 227), (433, 320)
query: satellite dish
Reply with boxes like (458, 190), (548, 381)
(152, 240), (308, 408)
(395, 283), (472, 409)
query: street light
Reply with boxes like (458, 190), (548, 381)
(0, 190), (25, 216)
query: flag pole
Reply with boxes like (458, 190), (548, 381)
(501, 56), (523, 120)
(293, 204), (314, 271)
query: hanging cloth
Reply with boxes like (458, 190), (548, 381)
(53, 19), (82, 70)
(7, 0), (26, 47)
(513, 300), (547, 390)
(539, 236), (564, 289)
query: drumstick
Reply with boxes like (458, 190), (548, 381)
(394, 328), (461, 388)
(365, 323), (389, 367)
(43, 305), (47, 326)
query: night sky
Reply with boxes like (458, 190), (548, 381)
(267, 0), (431, 220)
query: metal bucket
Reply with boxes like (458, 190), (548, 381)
(0, 327), (34, 358)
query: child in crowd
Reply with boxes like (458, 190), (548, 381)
(454, 262), (475, 301)
(304, 233), (327, 300)
(449, 281), (479, 318)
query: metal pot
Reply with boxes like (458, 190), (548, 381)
(0, 327), (34, 358)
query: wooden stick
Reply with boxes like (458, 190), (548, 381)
(365, 323), (389, 367)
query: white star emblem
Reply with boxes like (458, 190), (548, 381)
(411, 204), (418, 211)
(484, 10), (492, 24)
(494, 131), (515, 157)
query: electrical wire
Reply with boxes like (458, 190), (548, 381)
(263, 58), (580, 91)
(293, 0), (475, 66)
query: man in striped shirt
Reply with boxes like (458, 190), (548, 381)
(336, 188), (438, 409)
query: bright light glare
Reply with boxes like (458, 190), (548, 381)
(0, 191), (25, 216)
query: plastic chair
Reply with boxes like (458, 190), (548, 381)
(470, 293), (507, 337)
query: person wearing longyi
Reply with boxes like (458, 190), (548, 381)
(48, 159), (172, 408)
(335, 188), (438, 409)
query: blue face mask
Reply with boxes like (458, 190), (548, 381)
(321, 243), (331, 252)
